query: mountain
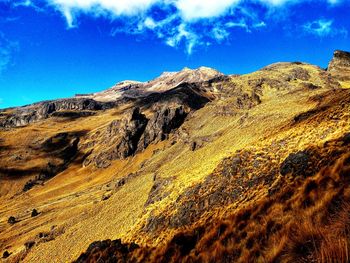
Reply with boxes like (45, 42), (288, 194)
(76, 66), (223, 102)
(0, 51), (349, 263)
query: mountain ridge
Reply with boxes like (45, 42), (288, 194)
(0, 50), (349, 263)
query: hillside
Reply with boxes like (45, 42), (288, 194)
(0, 51), (350, 263)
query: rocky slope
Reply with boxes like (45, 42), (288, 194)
(0, 51), (349, 263)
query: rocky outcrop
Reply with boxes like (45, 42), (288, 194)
(328, 50), (350, 81)
(328, 50), (350, 71)
(138, 105), (187, 150)
(85, 104), (189, 168)
(0, 98), (116, 128)
(83, 82), (212, 168)
(109, 107), (148, 159)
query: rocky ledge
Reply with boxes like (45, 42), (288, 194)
(328, 50), (350, 81)
(0, 98), (116, 128)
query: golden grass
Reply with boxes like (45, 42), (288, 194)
(0, 62), (349, 262)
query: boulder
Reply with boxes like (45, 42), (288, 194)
(280, 151), (310, 177)
(31, 209), (39, 217)
(8, 216), (16, 225)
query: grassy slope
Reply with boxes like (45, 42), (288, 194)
(0, 63), (349, 262)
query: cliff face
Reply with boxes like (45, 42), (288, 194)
(0, 98), (116, 128)
(0, 51), (350, 263)
(328, 50), (350, 82)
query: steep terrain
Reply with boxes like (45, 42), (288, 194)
(0, 51), (349, 263)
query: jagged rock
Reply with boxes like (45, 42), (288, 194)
(111, 107), (148, 159)
(328, 50), (350, 71)
(87, 104), (191, 168)
(87, 108), (148, 168)
(328, 50), (350, 81)
(138, 105), (187, 150)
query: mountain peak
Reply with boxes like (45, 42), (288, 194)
(140, 66), (223, 92)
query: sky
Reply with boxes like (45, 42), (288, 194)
(0, 0), (349, 109)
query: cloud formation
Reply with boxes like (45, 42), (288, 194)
(11, 0), (349, 53)
(303, 19), (347, 37)
(0, 33), (18, 75)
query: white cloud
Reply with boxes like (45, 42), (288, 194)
(303, 19), (347, 37)
(304, 19), (333, 36)
(47, 0), (160, 27)
(13, 0), (33, 7)
(253, 21), (267, 28)
(226, 19), (250, 32)
(212, 26), (230, 42)
(50, 0), (159, 15)
(166, 23), (199, 54)
(0, 33), (18, 75)
(175, 0), (240, 21)
(144, 17), (157, 29)
(9, 0), (349, 53)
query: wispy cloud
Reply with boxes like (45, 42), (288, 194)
(8, 0), (349, 54)
(303, 19), (347, 37)
(0, 33), (18, 75)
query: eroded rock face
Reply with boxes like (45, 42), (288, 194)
(138, 105), (187, 150)
(85, 105), (189, 168)
(0, 98), (115, 128)
(328, 50), (350, 81)
(329, 50), (350, 70)
(110, 107), (149, 159)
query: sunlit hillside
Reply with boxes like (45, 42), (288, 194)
(0, 50), (350, 263)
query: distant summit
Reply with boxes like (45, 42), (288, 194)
(80, 66), (223, 102)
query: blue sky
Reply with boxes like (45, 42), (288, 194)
(0, 0), (349, 109)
